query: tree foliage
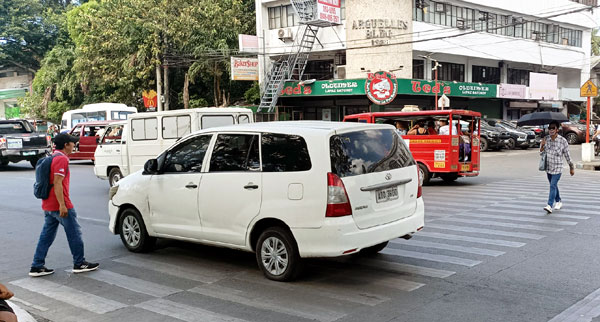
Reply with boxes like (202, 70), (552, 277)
(592, 29), (600, 56)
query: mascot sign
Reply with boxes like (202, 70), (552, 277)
(365, 71), (397, 105)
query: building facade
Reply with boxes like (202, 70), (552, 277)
(255, 0), (597, 121)
(0, 67), (32, 119)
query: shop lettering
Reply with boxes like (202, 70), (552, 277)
(352, 19), (408, 30)
(411, 81), (450, 95)
(321, 82), (358, 89)
(280, 83), (312, 96)
(368, 72), (396, 80)
(233, 59), (258, 68)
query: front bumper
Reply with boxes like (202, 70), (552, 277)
(291, 198), (425, 258)
(108, 201), (119, 234)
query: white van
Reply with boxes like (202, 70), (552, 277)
(107, 121), (424, 281)
(61, 103), (137, 132)
(94, 107), (254, 186)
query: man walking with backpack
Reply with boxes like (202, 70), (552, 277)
(30, 133), (99, 277)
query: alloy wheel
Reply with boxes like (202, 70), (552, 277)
(260, 236), (289, 276)
(122, 215), (141, 247)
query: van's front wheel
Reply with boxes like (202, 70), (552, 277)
(256, 227), (302, 281)
(109, 168), (123, 187)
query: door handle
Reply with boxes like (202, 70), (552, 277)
(244, 184), (259, 190)
(185, 183), (198, 189)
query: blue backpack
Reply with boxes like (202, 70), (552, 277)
(33, 154), (58, 199)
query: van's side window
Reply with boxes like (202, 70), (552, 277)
(201, 115), (234, 129)
(209, 134), (260, 172)
(132, 118), (158, 140)
(102, 125), (124, 144)
(262, 134), (311, 172)
(238, 115), (250, 124)
(162, 115), (191, 139)
(163, 135), (212, 173)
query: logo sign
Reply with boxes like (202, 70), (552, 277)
(580, 79), (598, 97)
(230, 57), (259, 81)
(385, 173), (392, 180)
(317, 0), (341, 24)
(366, 71), (398, 105)
(142, 90), (157, 111)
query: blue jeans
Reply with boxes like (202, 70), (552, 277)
(32, 208), (85, 268)
(546, 173), (562, 207)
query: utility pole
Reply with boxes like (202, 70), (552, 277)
(433, 60), (440, 110)
(156, 64), (163, 112)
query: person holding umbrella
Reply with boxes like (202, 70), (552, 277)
(518, 112), (574, 214)
(539, 121), (574, 213)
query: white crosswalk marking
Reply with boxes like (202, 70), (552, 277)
(114, 255), (231, 283)
(189, 284), (347, 322)
(435, 217), (563, 232)
(426, 224), (546, 240)
(380, 248), (482, 267)
(136, 298), (250, 322)
(357, 258), (456, 278)
(453, 212), (578, 226)
(10, 278), (127, 314)
(73, 269), (182, 297)
(390, 239), (505, 256)
(477, 207), (590, 220)
(416, 231), (526, 247)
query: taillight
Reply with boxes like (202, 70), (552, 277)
(46, 135), (51, 147)
(0, 137), (6, 149)
(417, 169), (423, 198)
(326, 172), (352, 217)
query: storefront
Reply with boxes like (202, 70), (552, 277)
(0, 89), (27, 120)
(274, 76), (501, 120)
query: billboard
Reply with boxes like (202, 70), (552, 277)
(238, 34), (259, 54)
(231, 57), (259, 81)
(317, 0), (341, 24)
(529, 72), (558, 100)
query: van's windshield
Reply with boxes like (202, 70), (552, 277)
(330, 129), (415, 178)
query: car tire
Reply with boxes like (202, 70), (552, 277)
(108, 168), (123, 187)
(418, 163), (431, 186)
(565, 132), (579, 145)
(506, 138), (516, 149)
(0, 159), (8, 167)
(29, 158), (39, 168)
(360, 241), (389, 256)
(119, 208), (155, 253)
(479, 137), (488, 152)
(256, 227), (302, 282)
(520, 145), (529, 150)
(441, 173), (459, 182)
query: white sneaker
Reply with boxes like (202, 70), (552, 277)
(554, 201), (563, 210)
(544, 205), (553, 214)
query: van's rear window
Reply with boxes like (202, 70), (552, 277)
(330, 129), (414, 178)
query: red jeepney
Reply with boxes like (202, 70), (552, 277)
(344, 110), (481, 185)
(55, 120), (117, 161)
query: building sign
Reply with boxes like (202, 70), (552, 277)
(366, 71), (398, 105)
(398, 79), (497, 98)
(142, 90), (157, 111)
(0, 89), (27, 100)
(238, 34), (258, 54)
(529, 72), (558, 100)
(498, 83), (527, 99)
(317, 0), (341, 24)
(351, 18), (408, 46)
(279, 80), (366, 97)
(231, 57), (259, 81)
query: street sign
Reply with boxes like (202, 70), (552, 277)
(580, 80), (598, 97)
(438, 94), (450, 109)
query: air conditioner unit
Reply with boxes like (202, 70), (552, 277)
(334, 65), (346, 79)
(456, 18), (467, 30)
(561, 38), (569, 45)
(277, 28), (293, 41)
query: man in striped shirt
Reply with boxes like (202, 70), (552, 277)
(539, 121), (575, 214)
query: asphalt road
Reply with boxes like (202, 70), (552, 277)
(1, 146), (600, 322)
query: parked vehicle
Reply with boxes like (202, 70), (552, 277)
(61, 103), (137, 132)
(344, 109), (481, 185)
(484, 119), (535, 149)
(561, 122), (593, 145)
(108, 121), (424, 281)
(63, 120), (117, 161)
(0, 120), (52, 168)
(94, 107), (254, 186)
(479, 122), (511, 152)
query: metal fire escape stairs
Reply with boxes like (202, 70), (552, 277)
(257, 0), (332, 113)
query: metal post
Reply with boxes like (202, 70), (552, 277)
(587, 96), (591, 143)
(435, 67), (439, 110)
(156, 65), (163, 112)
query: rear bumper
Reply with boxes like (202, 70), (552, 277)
(291, 198), (425, 258)
(0, 148), (50, 160)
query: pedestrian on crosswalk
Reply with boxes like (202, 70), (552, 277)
(29, 133), (99, 277)
(539, 121), (574, 214)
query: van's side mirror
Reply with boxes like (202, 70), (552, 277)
(143, 159), (158, 175)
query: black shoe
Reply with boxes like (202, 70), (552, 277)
(29, 266), (55, 277)
(73, 261), (99, 274)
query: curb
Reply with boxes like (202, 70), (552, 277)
(6, 300), (37, 322)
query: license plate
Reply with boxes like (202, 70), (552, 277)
(376, 187), (399, 203)
(22, 151), (36, 156)
(7, 139), (22, 149)
(461, 164), (470, 171)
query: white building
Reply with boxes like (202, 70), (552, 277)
(0, 67), (32, 119)
(255, 0), (598, 121)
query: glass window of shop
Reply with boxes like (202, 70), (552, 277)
(438, 62), (464, 82)
(413, 60), (425, 79)
(472, 66), (500, 84)
(413, 0), (583, 48)
(268, 5), (297, 29)
(508, 68), (530, 86)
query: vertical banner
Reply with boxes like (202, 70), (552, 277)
(317, 0), (341, 24)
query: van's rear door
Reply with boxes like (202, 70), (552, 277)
(330, 127), (419, 229)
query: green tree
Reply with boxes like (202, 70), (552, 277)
(592, 29), (600, 56)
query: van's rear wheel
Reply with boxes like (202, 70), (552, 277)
(360, 241), (389, 255)
(418, 163), (431, 186)
(109, 168), (123, 187)
(441, 173), (459, 182)
(119, 208), (155, 253)
(256, 227), (302, 281)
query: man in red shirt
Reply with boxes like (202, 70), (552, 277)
(30, 133), (99, 277)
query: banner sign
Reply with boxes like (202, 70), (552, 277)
(238, 34), (259, 54)
(529, 72), (558, 100)
(498, 83), (527, 99)
(317, 0), (341, 24)
(231, 57), (259, 81)
(142, 90), (157, 111)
